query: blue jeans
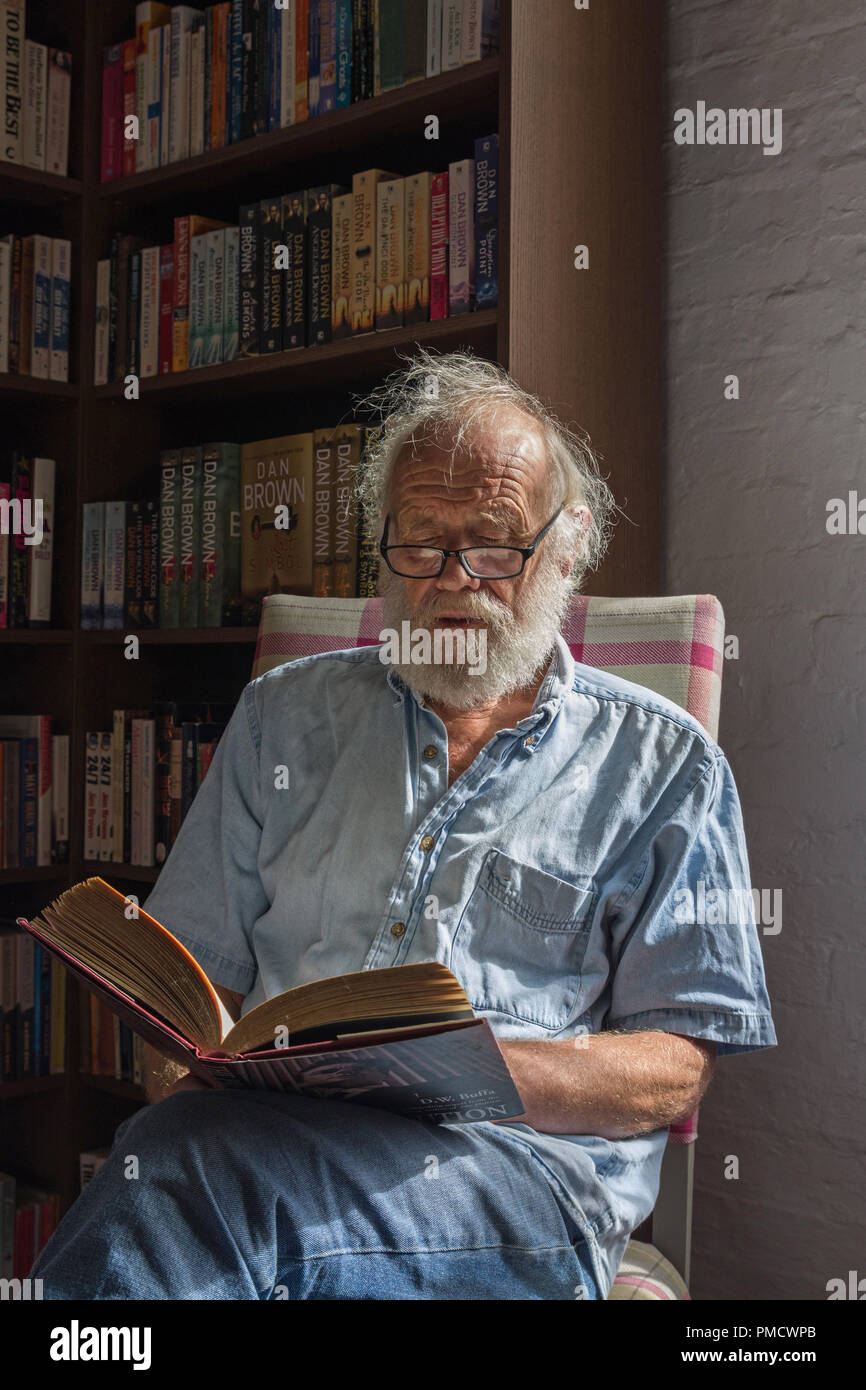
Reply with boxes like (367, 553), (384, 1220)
(32, 1090), (602, 1300)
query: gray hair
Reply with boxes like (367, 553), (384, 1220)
(353, 348), (618, 585)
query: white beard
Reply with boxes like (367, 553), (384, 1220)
(379, 552), (575, 712)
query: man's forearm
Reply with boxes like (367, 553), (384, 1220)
(498, 1030), (714, 1138)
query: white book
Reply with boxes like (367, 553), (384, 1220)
(0, 234), (11, 372)
(30, 232), (51, 378)
(448, 158), (475, 315)
(26, 456), (54, 624)
(80, 501), (104, 629)
(84, 732), (101, 860)
(51, 732), (68, 863)
(103, 500), (126, 628)
(94, 257), (110, 386)
(160, 20), (171, 166)
(98, 731), (114, 862)
(461, 0), (490, 63)
(443, 0), (464, 71)
(427, 0), (443, 77)
(139, 244), (160, 377)
(23, 38), (46, 169)
(45, 49), (71, 176)
(169, 7), (199, 163)
(49, 236), (70, 381)
(280, 1), (296, 127)
(189, 17), (204, 157)
(0, 0), (25, 164)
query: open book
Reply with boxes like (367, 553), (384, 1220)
(16, 878), (524, 1125)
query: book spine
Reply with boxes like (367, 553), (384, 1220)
(27, 458), (55, 627)
(180, 722), (198, 820)
(260, 197), (283, 354)
(147, 26), (161, 168)
(9, 454), (30, 627)
(189, 15), (205, 156)
(160, 21), (171, 166)
(16, 936), (35, 1077)
(2, 936), (18, 1075)
(127, 247), (142, 377)
(351, 169), (384, 334)
(330, 191), (352, 339)
(461, 0), (481, 63)
(254, 0), (270, 135)
(171, 215), (190, 370)
(110, 708), (124, 861)
(443, 0), (463, 71)
(188, 232), (207, 367)
(200, 442), (241, 625)
(3, 742), (19, 869)
(84, 731), (100, 859)
(213, 1), (227, 150)
(107, 231), (119, 381)
(205, 227), (226, 366)
(312, 429), (334, 596)
(279, 0), (295, 126)
(130, 719), (142, 863)
(168, 10), (185, 164)
(103, 501), (126, 629)
(36, 942), (52, 1077)
(223, 225), (239, 362)
(282, 192), (306, 349)
(430, 170), (449, 320)
(98, 731), (113, 862)
(158, 242), (174, 373)
(22, 40), (46, 170)
(122, 38), (137, 177)
(159, 449), (181, 626)
(19, 236), (33, 373)
(230, 0), (243, 141)
(169, 729), (182, 848)
(405, 171), (431, 324)
(306, 185), (337, 347)
(448, 158), (474, 315)
(0, 236), (10, 373)
(154, 703), (177, 863)
(51, 733), (69, 865)
(332, 426), (360, 596)
(124, 500), (143, 627)
(31, 234), (51, 379)
(337, 0), (354, 107)
(141, 499), (159, 628)
(268, 0), (280, 131)
(80, 502), (104, 629)
(18, 736), (37, 869)
(135, 15), (150, 172)
(49, 955), (66, 1069)
(427, 0), (442, 77)
(240, 0), (256, 139)
(375, 177), (404, 330)
(238, 201), (260, 357)
(374, 0), (403, 94)
(94, 257), (110, 386)
(123, 716), (134, 862)
(101, 43), (124, 181)
(481, 0), (500, 57)
(0, 478), (9, 626)
(203, 5), (213, 151)
(179, 446), (202, 627)
(295, 0), (309, 122)
(139, 245), (160, 377)
(7, 232), (20, 372)
(319, 0), (336, 112)
(49, 238), (70, 382)
(356, 430), (380, 596)
(308, 0), (320, 117)
(0, 0), (24, 164)
(473, 132), (498, 308)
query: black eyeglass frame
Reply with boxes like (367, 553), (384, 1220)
(379, 505), (565, 580)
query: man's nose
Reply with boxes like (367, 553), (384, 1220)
(436, 554), (482, 590)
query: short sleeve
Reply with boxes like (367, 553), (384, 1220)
(139, 684), (267, 997)
(605, 752), (777, 1056)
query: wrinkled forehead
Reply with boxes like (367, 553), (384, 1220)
(389, 411), (554, 522)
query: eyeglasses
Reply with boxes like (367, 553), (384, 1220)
(379, 505), (564, 579)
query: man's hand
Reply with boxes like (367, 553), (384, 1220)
(497, 1029), (716, 1138)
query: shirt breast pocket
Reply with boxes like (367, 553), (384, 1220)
(450, 849), (598, 1032)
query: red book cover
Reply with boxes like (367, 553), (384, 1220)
(121, 38), (137, 177)
(295, 0), (310, 123)
(158, 243), (174, 374)
(430, 171), (449, 320)
(100, 44), (124, 182)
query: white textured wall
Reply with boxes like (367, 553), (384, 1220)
(664, 0), (866, 1299)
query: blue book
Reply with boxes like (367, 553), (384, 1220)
(474, 133), (499, 309)
(308, 0), (321, 116)
(230, 0), (244, 142)
(336, 0), (352, 106)
(319, 0), (337, 112)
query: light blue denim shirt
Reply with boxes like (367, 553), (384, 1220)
(141, 632), (777, 1297)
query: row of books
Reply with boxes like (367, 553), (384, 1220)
(83, 995), (144, 1087)
(83, 701), (232, 866)
(0, 2), (71, 172)
(0, 717), (68, 870)
(0, 929), (67, 1083)
(0, 1171), (60, 1281)
(81, 424), (378, 631)
(0, 455), (55, 628)
(101, 0), (500, 181)
(94, 139), (497, 385)
(0, 235), (71, 379)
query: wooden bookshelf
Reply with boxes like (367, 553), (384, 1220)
(0, 0), (663, 1224)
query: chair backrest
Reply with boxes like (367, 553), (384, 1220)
(251, 590), (726, 1285)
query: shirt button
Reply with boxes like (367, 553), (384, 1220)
(420, 835), (435, 852)
(390, 921), (406, 939)
(524, 735), (536, 747)
(423, 745), (439, 760)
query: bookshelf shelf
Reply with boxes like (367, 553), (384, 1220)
(0, 165), (83, 205)
(95, 58), (500, 207)
(0, 866), (71, 885)
(0, 1075), (66, 1101)
(82, 1075), (143, 1100)
(0, 376), (77, 400)
(91, 310), (499, 403)
(0, 629), (74, 643)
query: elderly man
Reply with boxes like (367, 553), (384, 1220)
(33, 351), (776, 1300)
